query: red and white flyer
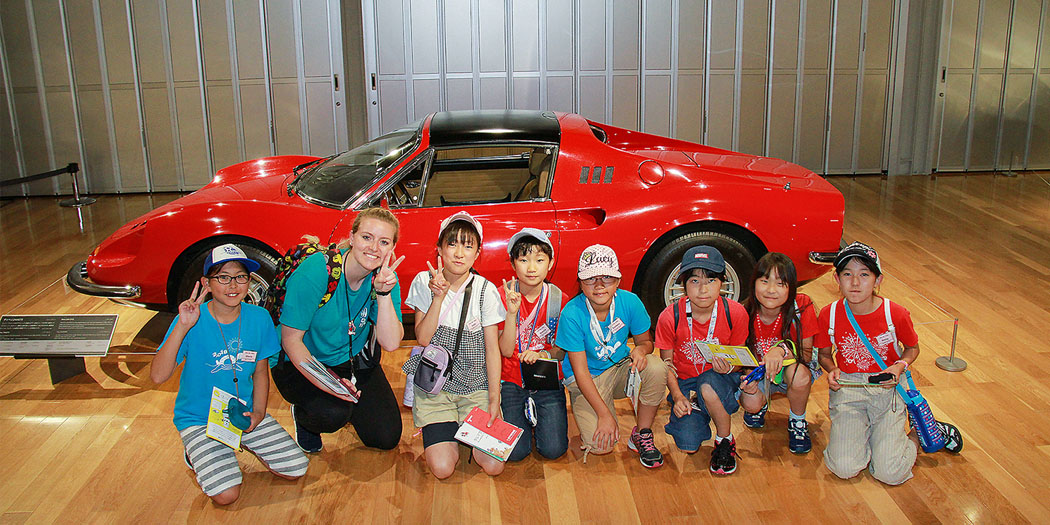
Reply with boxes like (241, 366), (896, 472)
(455, 406), (524, 462)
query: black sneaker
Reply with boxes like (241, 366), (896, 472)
(291, 405), (323, 453)
(788, 419), (812, 454)
(628, 426), (664, 468)
(937, 421), (963, 454)
(710, 437), (738, 475)
(743, 405), (767, 428)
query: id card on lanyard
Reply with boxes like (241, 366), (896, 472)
(585, 295), (622, 361)
(516, 283), (548, 352)
(686, 299), (719, 375)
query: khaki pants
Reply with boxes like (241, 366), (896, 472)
(823, 372), (916, 485)
(566, 355), (667, 451)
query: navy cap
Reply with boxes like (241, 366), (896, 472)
(679, 245), (725, 277)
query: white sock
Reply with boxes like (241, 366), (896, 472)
(715, 433), (733, 443)
(789, 410), (806, 421)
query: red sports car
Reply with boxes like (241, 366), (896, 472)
(67, 110), (844, 316)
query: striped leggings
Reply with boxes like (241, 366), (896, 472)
(180, 414), (309, 497)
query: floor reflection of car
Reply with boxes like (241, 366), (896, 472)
(68, 110), (844, 318)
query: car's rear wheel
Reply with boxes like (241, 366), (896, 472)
(174, 244), (279, 309)
(636, 231), (758, 316)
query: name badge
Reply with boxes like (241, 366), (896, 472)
(534, 323), (551, 339)
(607, 317), (625, 335)
(467, 317), (482, 332)
(875, 332), (895, 346)
(237, 350), (257, 363)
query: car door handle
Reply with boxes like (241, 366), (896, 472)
(556, 207), (606, 229)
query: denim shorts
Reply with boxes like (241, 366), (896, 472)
(664, 370), (741, 452)
(500, 381), (568, 461)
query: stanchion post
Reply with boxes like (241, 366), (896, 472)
(59, 163), (95, 207)
(935, 318), (967, 372)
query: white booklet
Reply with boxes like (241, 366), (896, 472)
(299, 356), (359, 402)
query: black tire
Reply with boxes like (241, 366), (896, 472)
(174, 244), (279, 308)
(636, 231), (758, 317)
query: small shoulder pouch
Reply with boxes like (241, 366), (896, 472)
(413, 278), (474, 395)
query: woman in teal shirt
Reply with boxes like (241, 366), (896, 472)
(271, 208), (405, 454)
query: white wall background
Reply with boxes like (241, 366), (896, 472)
(2, 0), (1048, 197)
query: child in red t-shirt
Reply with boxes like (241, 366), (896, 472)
(815, 242), (918, 485)
(496, 228), (568, 461)
(655, 246), (748, 475)
(738, 252), (820, 454)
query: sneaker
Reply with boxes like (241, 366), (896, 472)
(627, 426), (664, 468)
(710, 437), (738, 475)
(788, 419), (812, 454)
(937, 421), (963, 454)
(743, 405), (767, 428)
(291, 405), (323, 453)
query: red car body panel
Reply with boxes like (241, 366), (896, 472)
(81, 111), (843, 311)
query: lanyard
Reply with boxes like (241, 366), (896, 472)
(516, 283), (548, 352)
(212, 304), (243, 399)
(585, 294), (621, 360)
(686, 298), (718, 344)
(753, 311), (782, 356)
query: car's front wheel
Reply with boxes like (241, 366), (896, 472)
(174, 244), (279, 309)
(636, 231), (758, 316)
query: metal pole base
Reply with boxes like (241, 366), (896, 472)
(60, 196), (96, 207)
(935, 355), (967, 372)
(47, 357), (87, 384)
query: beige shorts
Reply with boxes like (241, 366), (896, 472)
(412, 386), (490, 428)
(565, 355), (667, 451)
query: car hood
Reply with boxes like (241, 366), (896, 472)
(631, 148), (821, 187)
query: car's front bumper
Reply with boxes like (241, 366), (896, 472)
(66, 261), (142, 299)
(809, 239), (847, 265)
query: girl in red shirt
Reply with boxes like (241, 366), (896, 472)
(738, 253), (820, 454)
(814, 242), (918, 485)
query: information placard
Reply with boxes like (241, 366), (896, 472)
(0, 315), (117, 357)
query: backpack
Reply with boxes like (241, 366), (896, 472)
(264, 242), (343, 325)
(673, 295), (733, 333)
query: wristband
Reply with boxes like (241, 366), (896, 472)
(894, 359), (909, 371)
(375, 288), (392, 296)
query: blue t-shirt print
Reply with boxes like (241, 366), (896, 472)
(555, 289), (651, 380)
(163, 302), (281, 431)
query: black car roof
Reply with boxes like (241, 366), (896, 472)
(427, 110), (561, 147)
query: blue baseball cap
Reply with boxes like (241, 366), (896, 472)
(679, 246), (725, 277)
(203, 244), (261, 275)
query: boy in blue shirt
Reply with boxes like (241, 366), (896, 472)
(554, 244), (668, 467)
(152, 244), (308, 505)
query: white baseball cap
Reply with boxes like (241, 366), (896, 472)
(577, 244), (621, 280)
(439, 210), (484, 242)
(506, 227), (553, 255)
(203, 244), (260, 275)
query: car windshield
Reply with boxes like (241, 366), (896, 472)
(295, 125), (419, 207)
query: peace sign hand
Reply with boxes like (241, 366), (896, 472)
(373, 251), (404, 295)
(177, 282), (207, 328)
(502, 278), (521, 315)
(426, 258), (450, 299)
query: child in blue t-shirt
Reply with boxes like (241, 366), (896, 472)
(151, 244), (308, 506)
(554, 244), (668, 467)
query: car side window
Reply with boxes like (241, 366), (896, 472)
(379, 153), (429, 208)
(420, 145), (555, 207)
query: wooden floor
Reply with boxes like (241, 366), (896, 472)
(2, 172), (1050, 523)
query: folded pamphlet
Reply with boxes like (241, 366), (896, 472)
(692, 342), (760, 367)
(300, 356), (359, 402)
(455, 406), (524, 462)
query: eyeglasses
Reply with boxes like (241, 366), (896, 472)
(581, 275), (618, 286)
(209, 274), (250, 285)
